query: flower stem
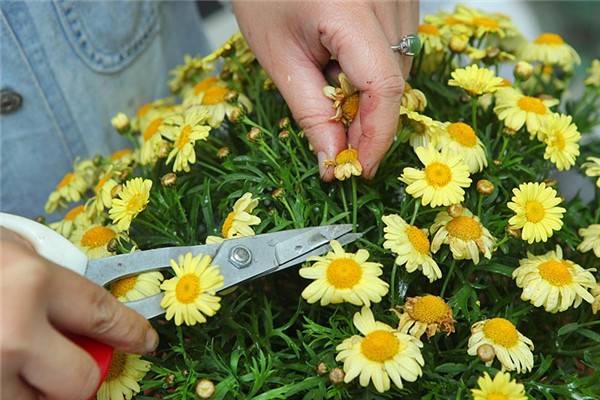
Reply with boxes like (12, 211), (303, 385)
(410, 201), (421, 225)
(440, 258), (456, 298)
(471, 97), (478, 133)
(351, 176), (358, 232)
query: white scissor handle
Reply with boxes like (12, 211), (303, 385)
(0, 212), (88, 276)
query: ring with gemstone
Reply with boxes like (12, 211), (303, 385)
(391, 34), (421, 56)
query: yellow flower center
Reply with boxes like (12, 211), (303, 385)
(551, 131), (566, 151)
(538, 260), (573, 286)
(81, 226), (116, 249)
(94, 173), (109, 195)
(542, 65), (554, 75)
(500, 78), (513, 87)
(446, 216), (482, 240)
(110, 275), (138, 298)
(326, 258), (362, 289)
(425, 162), (452, 187)
(335, 148), (359, 165)
(483, 318), (519, 348)
(535, 33), (565, 45)
(517, 96), (547, 115)
(341, 92), (359, 121)
(56, 173), (74, 190)
(473, 16), (500, 29)
(447, 122), (477, 147)
(65, 205), (84, 221)
(410, 295), (451, 324)
(126, 194), (146, 213)
(525, 201), (546, 223)
(104, 350), (126, 381)
(487, 394), (509, 400)
(444, 17), (461, 25)
(405, 225), (430, 255)
(202, 86), (229, 105)
(419, 24), (441, 36)
(137, 103), (153, 117)
(194, 77), (220, 95)
(110, 149), (133, 161)
(175, 273), (201, 304)
(176, 125), (193, 150)
(361, 330), (400, 363)
(143, 118), (163, 141)
(221, 211), (236, 237)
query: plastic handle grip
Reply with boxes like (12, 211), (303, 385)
(0, 213), (114, 393)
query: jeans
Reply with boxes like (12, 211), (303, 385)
(0, 0), (211, 219)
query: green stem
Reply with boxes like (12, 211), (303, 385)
(410, 201), (421, 225)
(471, 97), (478, 133)
(440, 259), (456, 298)
(280, 196), (298, 227)
(477, 193), (483, 218)
(351, 176), (358, 232)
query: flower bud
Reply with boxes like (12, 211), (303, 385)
(514, 61), (533, 81)
(161, 172), (177, 188)
(93, 154), (104, 166)
(157, 142), (171, 159)
(558, 194), (567, 203)
(110, 184), (123, 198)
(111, 112), (130, 134)
(476, 179), (494, 195)
(35, 215), (46, 224)
(196, 379), (215, 399)
(164, 372), (176, 387)
(278, 117), (291, 130)
(118, 169), (130, 182)
(448, 204), (463, 218)
(459, 94), (470, 103)
(449, 34), (468, 53)
(247, 127), (262, 142)
(182, 370), (189, 377)
(506, 226), (521, 238)
(477, 344), (496, 362)
(329, 367), (345, 385)
(224, 89), (239, 103)
(217, 147), (230, 159)
(493, 158), (502, 166)
(271, 188), (285, 199)
(278, 130), (290, 141)
(106, 238), (119, 253)
(485, 47), (500, 59)
(316, 362), (328, 376)
(503, 126), (518, 136)
(228, 107), (244, 123)
(268, 207), (278, 216)
(542, 178), (558, 187)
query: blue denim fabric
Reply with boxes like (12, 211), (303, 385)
(0, 0), (211, 219)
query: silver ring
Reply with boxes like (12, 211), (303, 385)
(391, 34), (421, 56)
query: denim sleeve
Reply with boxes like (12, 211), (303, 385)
(0, 0), (211, 219)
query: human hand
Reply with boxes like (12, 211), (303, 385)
(232, 0), (419, 180)
(0, 228), (159, 400)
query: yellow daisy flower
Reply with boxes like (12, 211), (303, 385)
(131, 98), (175, 134)
(400, 146), (472, 208)
(219, 31), (257, 84)
(520, 33), (581, 72)
(182, 76), (252, 128)
(448, 64), (505, 97)
(168, 53), (216, 93)
(382, 214), (441, 282)
(335, 306), (424, 393)
(401, 83), (427, 113)
(438, 122), (488, 173)
(324, 147), (363, 181)
(299, 240), (388, 306)
(471, 371), (527, 400)
(160, 252), (224, 326)
(430, 206), (497, 265)
(392, 295), (455, 339)
(44, 170), (89, 213)
(96, 350), (152, 400)
(110, 271), (164, 302)
(87, 166), (120, 215)
(513, 246), (597, 313)
(137, 105), (181, 166)
(205, 192), (261, 243)
(453, 5), (518, 39)
(506, 182), (566, 244)
(109, 148), (135, 170)
(582, 156), (600, 188)
(71, 223), (120, 259)
(578, 224), (600, 257)
(467, 318), (534, 373)
(417, 24), (446, 55)
(423, 9), (472, 38)
(584, 59), (600, 88)
(323, 72), (359, 127)
(493, 87), (559, 139)
(162, 110), (211, 173)
(540, 113), (580, 170)
(49, 204), (90, 239)
(398, 107), (445, 150)
(591, 283), (600, 314)
(109, 177), (153, 232)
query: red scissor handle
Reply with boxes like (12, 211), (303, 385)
(65, 332), (114, 399)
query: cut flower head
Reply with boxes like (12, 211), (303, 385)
(206, 192), (261, 243)
(323, 72), (359, 127)
(336, 306), (424, 393)
(324, 147), (363, 181)
(97, 350), (152, 400)
(393, 295), (455, 339)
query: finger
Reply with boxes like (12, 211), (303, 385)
(0, 375), (38, 400)
(44, 263), (158, 354)
(320, 6), (408, 178)
(21, 326), (101, 400)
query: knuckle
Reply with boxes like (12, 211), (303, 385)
(88, 289), (120, 335)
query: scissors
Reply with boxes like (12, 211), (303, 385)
(0, 213), (361, 387)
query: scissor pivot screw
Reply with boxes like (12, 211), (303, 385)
(230, 245), (252, 268)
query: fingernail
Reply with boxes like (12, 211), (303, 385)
(145, 328), (159, 352)
(364, 163), (379, 179)
(317, 152), (329, 179)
